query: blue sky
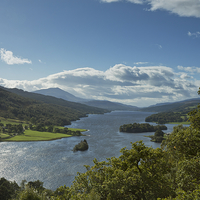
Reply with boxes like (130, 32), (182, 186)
(0, 0), (200, 106)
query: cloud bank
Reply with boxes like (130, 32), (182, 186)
(0, 48), (32, 65)
(0, 64), (199, 106)
(101, 0), (200, 18)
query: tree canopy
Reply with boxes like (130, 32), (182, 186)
(1, 87), (200, 200)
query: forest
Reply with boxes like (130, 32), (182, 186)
(0, 87), (107, 126)
(119, 122), (167, 133)
(145, 111), (188, 124)
(0, 88), (200, 199)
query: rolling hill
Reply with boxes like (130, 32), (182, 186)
(33, 87), (88, 102)
(82, 100), (139, 111)
(33, 87), (139, 111)
(0, 86), (108, 126)
(139, 98), (200, 113)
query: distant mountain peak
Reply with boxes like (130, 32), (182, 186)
(33, 87), (88, 102)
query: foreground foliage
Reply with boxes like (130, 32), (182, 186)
(1, 88), (200, 199)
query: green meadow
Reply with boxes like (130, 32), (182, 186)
(0, 117), (87, 142)
(4, 129), (72, 142)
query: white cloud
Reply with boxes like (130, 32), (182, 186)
(127, 0), (144, 4)
(147, 0), (200, 18)
(0, 48), (32, 65)
(39, 59), (46, 64)
(101, 0), (121, 2)
(134, 62), (148, 65)
(177, 65), (200, 74)
(101, 0), (200, 18)
(188, 31), (200, 37)
(0, 64), (199, 106)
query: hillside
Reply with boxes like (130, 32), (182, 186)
(33, 87), (88, 102)
(82, 100), (139, 111)
(0, 87), (107, 126)
(0, 86), (108, 114)
(140, 98), (200, 124)
(33, 88), (139, 111)
(139, 98), (200, 113)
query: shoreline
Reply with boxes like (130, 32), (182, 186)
(1, 128), (87, 142)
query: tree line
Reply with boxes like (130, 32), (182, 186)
(145, 111), (188, 124)
(119, 122), (167, 133)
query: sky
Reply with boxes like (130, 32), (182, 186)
(0, 0), (200, 107)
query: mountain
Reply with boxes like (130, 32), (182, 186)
(82, 100), (139, 111)
(0, 86), (108, 125)
(33, 88), (139, 111)
(139, 98), (200, 113)
(33, 88), (88, 102)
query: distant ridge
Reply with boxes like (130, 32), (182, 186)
(0, 86), (107, 126)
(139, 97), (200, 112)
(33, 88), (139, 111)
(0, 86), (108, 115)
(33, 88), (88, 102)
(82, 100), (139, 111)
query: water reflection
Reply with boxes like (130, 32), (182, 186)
(0, 111), (184, 190)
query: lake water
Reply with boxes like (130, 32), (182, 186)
(0, 111), (180, 190)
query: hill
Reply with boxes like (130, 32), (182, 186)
(33, 87), (139, 111)
(139, 98), (200, 113)
(0, 87), (107, 126)
(33, 87), (88, 102)
(140, 98), (200, 124)
(82, 100), (139, 111)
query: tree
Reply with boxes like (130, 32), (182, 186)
(188, 87), (200, 131)
(154, 129), (164, 137)
(0, 177), (20, 200)
(162, 125), (200, 160)
(65, 141), (175, 200)
(27, 180), (45, 193)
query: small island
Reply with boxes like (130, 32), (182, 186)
(73, 139), (89, 152)
(149, 129), (165, 143)
(119, 122), (167, 133)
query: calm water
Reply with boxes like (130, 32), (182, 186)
(0, 111), (179, 190)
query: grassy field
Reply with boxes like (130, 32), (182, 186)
(0, 117), (87, 142)
(0, 133), (10, 139)
(4, 129), (72, 142)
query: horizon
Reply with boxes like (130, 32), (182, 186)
(0, 0), (200, 107)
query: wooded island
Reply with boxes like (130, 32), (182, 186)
(119, 122), (167, 133)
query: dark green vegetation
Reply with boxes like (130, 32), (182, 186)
(119, 122), (167, 133)
(0, 86), (107, 126)
(142, 96), (200, 124)
(140, 97), (200, 113)
(1, 88), (200, 199)
(145, 112), (189, 124)
(149, 129), (165, 143)
(73, 139), (89, 152)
